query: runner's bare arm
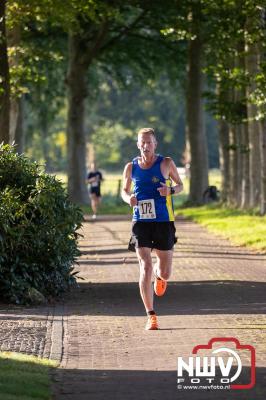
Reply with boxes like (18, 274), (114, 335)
(121, 163), (137, 206)
(87, 177), (97, 183)
(158, 157), (183, 196)
(168, 158), (183, 194)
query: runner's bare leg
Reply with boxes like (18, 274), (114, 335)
(136, 247), (154, 312)
(153, 249), (173, 281)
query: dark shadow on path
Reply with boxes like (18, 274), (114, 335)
(81, 249), (128, 256)
(78, 246), (266, 260)
(52, 366), (266, 400)
(77, 259), (137, 266)
(83, 215), (131, 222)
(65, 280), (266, 317)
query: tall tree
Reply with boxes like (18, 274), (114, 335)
(202, 0), (265, 210)
(245, 38), (261, 207)
(66, 32), (91, 203)
(6, 0), (68, 155)
(152, 0), (210, 204)
(217, 117), (230, 202)
(65, 2), (180, 203)
(259, 120), (266, 214)
(7, 24), (21, 144)
(258, 6), (266, 215)
(0, 0), (10, 143)
(186, 19), (209, 204)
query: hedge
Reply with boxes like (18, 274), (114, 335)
(0, 144), (83, 304)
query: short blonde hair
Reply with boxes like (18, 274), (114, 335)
(137, 127), (155, 137)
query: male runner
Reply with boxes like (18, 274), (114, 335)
(121, 127), (183, 330)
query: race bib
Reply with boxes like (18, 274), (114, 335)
(138, 199), (156, 219)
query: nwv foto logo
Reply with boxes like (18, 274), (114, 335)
(177, 338), (256, 390)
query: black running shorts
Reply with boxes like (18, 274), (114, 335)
(128, 221), (177, 252)
(90, 187), (101, 197)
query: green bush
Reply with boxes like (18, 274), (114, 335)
(0, 144), (83, 304)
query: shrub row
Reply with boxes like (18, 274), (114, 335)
(0, 144), (83, 304)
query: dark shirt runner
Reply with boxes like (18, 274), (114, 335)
(87, 171), (103, 197)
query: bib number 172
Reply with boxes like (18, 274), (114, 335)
(138, 199), (156, 219)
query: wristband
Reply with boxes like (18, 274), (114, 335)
(170, 186), (175, 195)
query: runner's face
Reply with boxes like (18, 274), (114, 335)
(137, 133), (157, 157)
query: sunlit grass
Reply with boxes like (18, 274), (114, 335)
(177, 205), (266, 252)
(175, 170), (266, 252)
(0, 352), (57, 400)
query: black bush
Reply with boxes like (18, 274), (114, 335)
(0, 144), (83, 304)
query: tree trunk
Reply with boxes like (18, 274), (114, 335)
(235, 45), (250, 209)
(10, 96), (25, 153)
(228, 124), (238, 206)
(40, 116), (52, 172)
(258, 9), (266, 215)
(15, 96), (25, 153)
(218, 118), (230, 202)
(246, 40), (261, 207)
(233, 48), (246, 207)
(0, 0), (10, 143)
(259, 120), (266, 215)
(240, 121), (250, 209)
(247, 116), (260, 209)
(186, 35), (209, 204)
(183, 119), (191, 178)
(235, 125), (242, 206)
(66, 33), (89, 204)
(8, 24), (23, 147)
(9, 99), (19, 143)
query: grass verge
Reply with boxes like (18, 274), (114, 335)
(0, 352), (58, 400)
(176, 204), (266, 252)
(82, 194), (130, 216)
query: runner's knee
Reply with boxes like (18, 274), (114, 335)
(157, 262), (171, 280)
(139, 259), (153, 276)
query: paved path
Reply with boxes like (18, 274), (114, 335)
(51, 215), (266, 400)
(0, 303), (63, 362)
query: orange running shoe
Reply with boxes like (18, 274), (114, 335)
(145, 315), (159, 330)
(154, 277), (167, 296)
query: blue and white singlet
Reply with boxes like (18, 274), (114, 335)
(131, 154), (175, 222)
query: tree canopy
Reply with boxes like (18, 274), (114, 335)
(0, 0), (266, 211)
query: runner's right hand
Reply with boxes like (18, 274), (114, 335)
(129, 194), (138, 207)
